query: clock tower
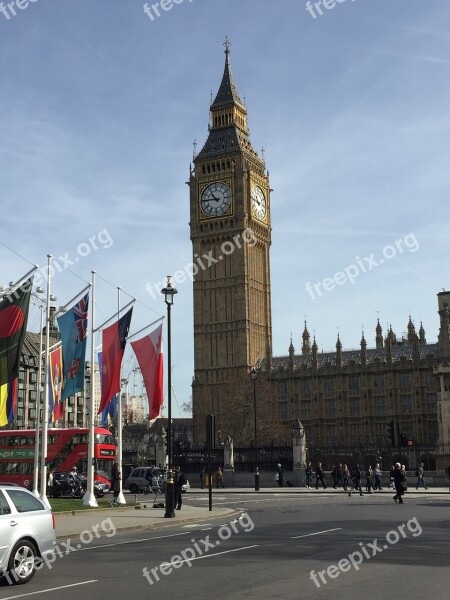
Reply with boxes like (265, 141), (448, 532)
(189, 40), (273, 444)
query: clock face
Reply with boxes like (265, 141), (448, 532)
(201, 182), (232, 217)
(251, 185), (267, 220)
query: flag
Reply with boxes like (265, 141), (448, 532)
(101, 394), (118, 427)
(98, 308), (133, 414)
(0, 277), (32, 386)
(0, 379), (17, 427)
(48, 347), (64, 422)
(131, 323), (163, 420)
(98, 353), (118, 426)
(57, 293), (89, 401)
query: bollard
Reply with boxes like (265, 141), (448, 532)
(255, 467), (260, 492)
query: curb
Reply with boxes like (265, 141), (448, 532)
(55, 507), (240, 541)
(189, 489), (450, 495)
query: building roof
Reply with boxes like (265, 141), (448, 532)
(211, 48), (245, 109)
(267, 343), (437, 372)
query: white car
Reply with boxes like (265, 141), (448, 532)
(0, 485), (56, 585)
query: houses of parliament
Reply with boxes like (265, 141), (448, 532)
(7, 41), (450, 470)
(189, 40), (450, 468)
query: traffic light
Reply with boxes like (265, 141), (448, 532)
(407, 437), (414, 447)
(206, 415), (216, 450)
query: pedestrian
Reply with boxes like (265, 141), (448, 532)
(305, 462), (313, 488)
(276, 463), (284, 487)
(69, 466), (84, 496)
(315, 463), (326, 489)
(415, 462), (428, 490)
(446, 465), (450, 493)
(200, 465), (206, 489)
(216, 466), (225, 488)
(348, 464), (363, 496)
(373, 463), (383, 490)
(174, 466), (187, 510)
(342, 463), (350, 492)
(393, 462), (407, 503)
(389, 464), (395, 489)
(331, 464), (338, 489)
(47, 468), (55, 498)
(366, 465), (374, 493)
(337, 464), (345, 488)
(110, 462), (121, 506)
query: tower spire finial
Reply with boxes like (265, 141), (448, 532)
(224, 35), (231, 61)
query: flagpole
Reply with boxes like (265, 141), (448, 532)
(4, 265), (38, 295)
(84, 271), (98, 506)
(32, 301), (44, 497)
(57, 284), (90, 315)
(39, 255), (52, 508)
(126, 316), (164, 343)
(117, 288), (126, 505)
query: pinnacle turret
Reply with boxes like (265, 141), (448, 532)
(302, 321), (311, 355)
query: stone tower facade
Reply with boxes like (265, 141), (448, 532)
(434, 291), (450, 466)
(190, 41), (272, 443)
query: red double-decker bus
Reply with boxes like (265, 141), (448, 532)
(0, 427), (116, 489)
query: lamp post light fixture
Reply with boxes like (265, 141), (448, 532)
(161, 276), (178, 518)
(250, 368), (259, 491)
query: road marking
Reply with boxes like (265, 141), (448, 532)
(162, 544), (259, 567)
(291, 527), (342, 539)
(74, 531), (192, 552)
(212, 496), (328, 506)
(182, 523), (214, 528)
(1, 580), (97, 600)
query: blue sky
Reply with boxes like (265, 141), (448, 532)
(1, 0), (449, 417)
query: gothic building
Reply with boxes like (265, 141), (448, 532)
(190, 41), (449, 469)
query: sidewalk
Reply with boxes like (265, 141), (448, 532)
(190, 486), (450, 494)
(54, 503), (237, 541)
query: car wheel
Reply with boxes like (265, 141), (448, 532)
(8, 540), (38, 585)
(129, 484), (139, 494)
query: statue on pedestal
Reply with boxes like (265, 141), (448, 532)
(224, 435), (234, 471)
(292, 420), (306, 471)
(155, 426), (167, 469)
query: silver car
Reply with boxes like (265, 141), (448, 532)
(0, 485), (56, 585)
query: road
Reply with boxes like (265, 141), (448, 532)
(1, 491), (449, 600)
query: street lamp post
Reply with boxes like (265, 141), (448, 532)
(251, 368), (259, 491)
(161, 276), (177, 518)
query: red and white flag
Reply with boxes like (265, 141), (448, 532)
(131, 324), (164, 420)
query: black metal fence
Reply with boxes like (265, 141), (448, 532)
(172, 442), (443, 474)
(173, 443), (292, 474)
(305, 444), (440, 471)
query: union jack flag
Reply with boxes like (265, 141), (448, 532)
(74, 294), (89, 342)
